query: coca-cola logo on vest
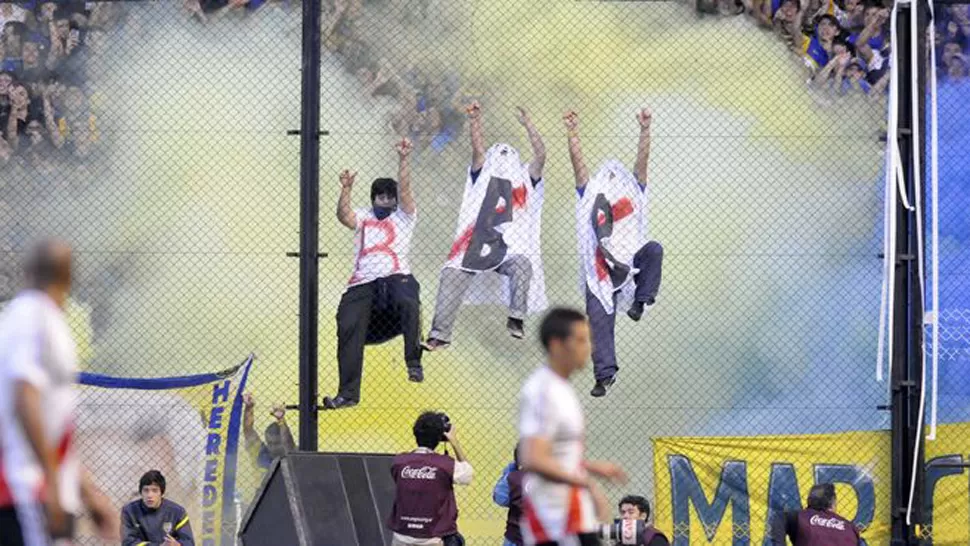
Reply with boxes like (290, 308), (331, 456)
(809, 515), (846, 531)
(401, 465), (438, 480)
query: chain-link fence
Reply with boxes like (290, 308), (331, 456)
(0, 0), (934, 544)
(922, 5), (970, 542)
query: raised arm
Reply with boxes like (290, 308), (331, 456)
(634, 108), (653, 186)
(336, 170), (358, 230)
(517, 106), (546, 181)
(396, 137), (416, 215)
(467, 101), (485, 172)
(563, 111), (589, 188)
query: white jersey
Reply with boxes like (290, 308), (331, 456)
(518, 366), (596, 543)
(0, 291), (82, 515)
(577, 160), (649, 315)
(347, 207), (416, 288)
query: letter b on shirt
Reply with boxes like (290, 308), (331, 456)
(463, 176), (512, 271)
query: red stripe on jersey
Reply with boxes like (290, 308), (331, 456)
(522, 497), (550, 543)
(448, 225), (475, 261)
(565, 486), (584, 534)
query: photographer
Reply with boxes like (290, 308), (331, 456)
(388, 411), (473, 546)
(601, 496), (668, 546)
(769, 483), (861, 545)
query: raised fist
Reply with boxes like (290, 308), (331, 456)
(516, 106), (532, 127)
(396, 137), (413, 158)
(339, 169), (357, 188)
(563, 110), (579, 133)
(465, 100), (482, 120)
(637, 108), (653, 130)
(243, 392), (255, 409)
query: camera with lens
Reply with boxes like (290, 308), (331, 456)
(600, 518), (646, 545)
(438, 412), (452, 441)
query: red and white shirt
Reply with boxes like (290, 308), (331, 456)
(347, 207), (416, 288)
(518, 366), (596, 544)
(0, 291), (81, 514)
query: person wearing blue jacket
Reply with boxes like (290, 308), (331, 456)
(121, 470), (195, 546)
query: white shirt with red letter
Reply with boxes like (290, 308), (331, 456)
(518, 366), (596, 544)
(347, 207), (416, 288)
(0, 290), (82, 515)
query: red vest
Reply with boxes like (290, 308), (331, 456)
(795, 509), (860, 546)
(388, 451), (459, 539)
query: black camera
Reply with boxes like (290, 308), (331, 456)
(600, 519), (646, 545)
(438, 412), (452, 441)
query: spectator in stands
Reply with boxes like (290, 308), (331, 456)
(3, 81), (29, 149)
(20, 36), (50, 86)
(942, 38), (967, 68)
(839, 57), (873, 94)
(0, 3), (31, 30)
(46, 9), (86, 83)
(771, 0), (804, 49)
(811, 39), (853, 86)
(2, 21), (27, 74)
(946, 53), (967, 82)
(121, 470), (196, 546)
(492, 444), (523, 546)
(616, 495), (670, 546)
(834, 0), (865, 32)
(57, 84), (98, 157)
(799, 14), (844, 72)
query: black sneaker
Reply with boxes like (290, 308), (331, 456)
(627, 301), (645, 322)
(408, 367), (424, 383)
(590, 374), (617, 398)
(421, 338), (450, 352)
(322, 395), (358, 410)
(507, 317), (525, 339)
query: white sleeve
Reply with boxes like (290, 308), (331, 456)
(453, 461), (474, 486)
(4, 321), (49, 391)
(518, 383), (558, 439)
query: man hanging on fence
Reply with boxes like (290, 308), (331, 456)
(422, 101), (547, 351)
(563, 109), (664, 398)
(322, 138), (423, 411)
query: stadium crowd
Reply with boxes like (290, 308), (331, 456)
(2, 0), (966, 171)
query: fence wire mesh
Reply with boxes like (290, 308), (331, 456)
(922, 5), (970, 543)
(0, 0), (932, 544)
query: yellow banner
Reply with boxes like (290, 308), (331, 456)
(652, 422), (970, 545)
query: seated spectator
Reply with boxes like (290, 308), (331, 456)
(121, 470), (196, 546)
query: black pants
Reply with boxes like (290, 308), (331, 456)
(0, 504), (62, 546)
(336, 274), (422, 401)
(587, 241), (664, 380)
(535, 533), (601, 546)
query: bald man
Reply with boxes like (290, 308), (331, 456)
(0, 240), (118, 546)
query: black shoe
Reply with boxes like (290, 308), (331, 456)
(590, 374), (617, 398)
(627, 302), (645, 322)
(408, 367), (424, 383)
(322, 395), (358, 410)
(507, 317), (525, 339)
(421, 338), (450, 352)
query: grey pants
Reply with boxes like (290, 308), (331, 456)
(428, 254), (533, 342)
